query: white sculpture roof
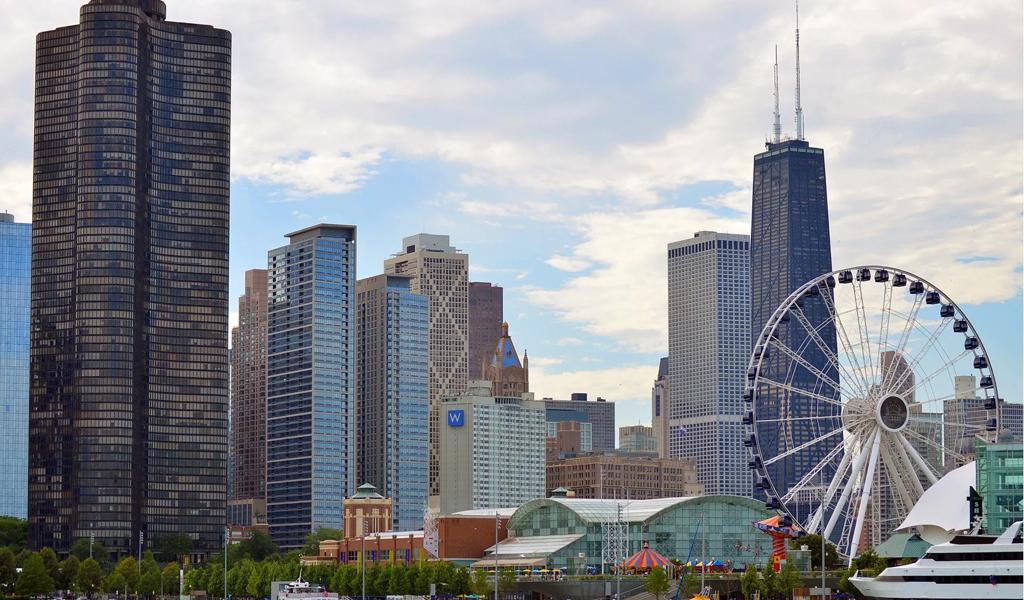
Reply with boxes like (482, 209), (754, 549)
(897, 461), (975, 534)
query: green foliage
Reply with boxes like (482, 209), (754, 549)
(760, 563), (778, 599)
(0, 517), (27, 551)
(681, 568), (699, 596)
(739, 563), (760, 599)
(152, 533), (194, 564)
(790, 534), (840, 570)
(0, 548), (17, 593)
(70, 538), (110, 566)
(839, 549), (888, 597)
(232, 530), (279, 562)
(301, 528), (344, 556)
(162, 562), (180, 596)
(114, 556), (140, 594)
(470, 568), (493, 597)
(103, 571), (127, 595)
(57, 555), (81, 592)
(498, 568), (517, 590)
(777, 561), (802, 597)
(644, 566), (670, 600)
(76, 557), (104, 597)
(38, 547), (60, 580)
(17, 553), (55, 597)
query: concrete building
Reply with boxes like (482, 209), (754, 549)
(355, 274), (429, 531)
(267, 225), (357, 549)
(667, 231), (751, 496)
(652, 357), (669, 458)
(545, 454), (703, 500)
(619, 425), (657, 454)
(543, 394), (615, 453)
(230, 269), (268, 525)
(29, 0), (231, 555)
(0, 214), (29, 519)
(438, 381), (546, 514)
(469, 282), (503, 380)
(385, 234), (469, 497)
(483, 322), (529, 397)
(344, 483), (393, 538)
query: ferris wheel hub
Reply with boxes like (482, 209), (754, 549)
(876, 394), (909, 432)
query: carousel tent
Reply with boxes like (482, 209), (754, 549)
(621, 541), (671, 571)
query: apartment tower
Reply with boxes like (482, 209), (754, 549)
(384, 234), (469, 497)
(29, 0), (230, 554)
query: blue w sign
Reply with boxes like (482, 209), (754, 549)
(447, 409), (465, 427)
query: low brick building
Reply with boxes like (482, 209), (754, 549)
(546, 454), (704, 499)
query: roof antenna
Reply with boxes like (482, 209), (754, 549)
(794, 0), (805, 140)
(772, 44), (782, 144)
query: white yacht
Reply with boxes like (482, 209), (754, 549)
(278, 576), (339, 600)
(851, 521), (1023, 599)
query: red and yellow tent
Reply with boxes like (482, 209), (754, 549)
(621, 541), (672, 572)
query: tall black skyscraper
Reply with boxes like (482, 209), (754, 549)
(750, 139), (837, 501)
(29, 0), (231, 555)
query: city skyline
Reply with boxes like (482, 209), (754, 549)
(0, 0), (1020, 430)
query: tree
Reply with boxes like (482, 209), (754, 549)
(760, 564), (778, 600)
(681, 569), (699, 597)
(739, 564), (761, 600)
(0, 548), (17, 594)
(153, 534), (193, 564)
(70, 539), (109, 566)
(17, 553), (55, 597)
(777, 561), (802, 599)
(39, 548), (60, 582)
(77, 558), (104, 598)
(114, 557), (140, 595)
(103, 572), (127, 596)
(498, 568), (517, 591)
(451, 566), (470, 596)
(0, 517), (27, 550)
(234, 530), (279, 562)
(644, 566), (670, 600)
(470, 569), (492, 598)
(839, 549), (888, 596)
(162, 563), (181, 597)
(790, 534), (839, 570)
(58, 555), (81, 592)
(300, 528), (343, 556)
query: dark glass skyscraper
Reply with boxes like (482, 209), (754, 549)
(29, 0), (230, 555)
(267, 225), (356, 550)
(750, 139), (838, 502)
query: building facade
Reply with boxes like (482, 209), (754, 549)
(546, 420), (593, 460)
(975, 440), (1023, 534)
(490, 496), (773, 570)
(750, 140), (837, 501)
(343, 483), (393, 538)
(29, 0), (230, 554)
(230, 269), (268, 524)
(667, 231), (751, 496)
(545, 455), (703, 500)
(0, 214), (30, 519)
(651, 357), (668, 458)
(543, 394), (615, 453)
(267, 225), (357, 549)
(482, 322), (529, 397)
(438, 381), (546, 514)
(355, 274), (429, 531)
(384, 234), (469, 497)
(468, 282), (503, 380)
(618, 425), (657, 454)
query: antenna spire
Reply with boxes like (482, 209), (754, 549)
(794, 0), (805, 140)
(772, 45), (781, 144)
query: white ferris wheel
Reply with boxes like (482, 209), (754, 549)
(744, 266), (1001, 560)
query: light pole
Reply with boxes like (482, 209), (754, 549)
(493, 512), (499, 600)
(361, 521), (366, 600)
(223, 527), (229, 600)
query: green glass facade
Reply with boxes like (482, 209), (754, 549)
(504, 496), (774, 570)
(976, 440), (1023, 534)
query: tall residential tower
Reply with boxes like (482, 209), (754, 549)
(29, 0), (230, 554)
(384, 234), (469, 497)
(0, 214), (30, 519)
(266, 225), (357, 549)
(668, 231), (751, 496)
(355, 274), (429, 531)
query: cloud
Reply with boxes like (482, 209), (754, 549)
(546, 255), (592, 272)
(531, 363), (657, 426)
(0, 161), (31, 221)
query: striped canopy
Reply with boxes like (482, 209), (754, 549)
(621, 541), (671, 571)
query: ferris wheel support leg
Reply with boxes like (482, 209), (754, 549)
(897, 433), (938, 486)
(892, 435), (926, 498)
(848, 431), (883, 561)
(808, 449), (853, 534)
(824, 434), (873, 541)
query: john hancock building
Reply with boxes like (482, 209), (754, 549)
(29, 0), (231, 555)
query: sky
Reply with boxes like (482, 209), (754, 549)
(0, 0), (1021, 431)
